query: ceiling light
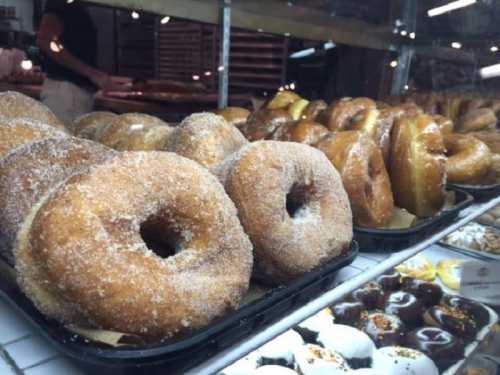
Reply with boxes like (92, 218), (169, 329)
(192, 75), (200, 81)
(290, 48), (315, 59)
(324, 41), (336, 50)
(160, 16), (170, 24)
(217, 65), (225, 72)
(131, 11), (140, 19)
(428, 0), (476, 17)
(480, 63), (500, 79)
(390, 60), (398, 68)
(451, 41), (462, 49)
(257, 28), (264, 33)
(67, 0), (74, 3)
(50, 40), (62, 52)
(404, 84), (409, 90)
(491, 46), (498, 52)
(284, 32), (290, 37)
(400, 30), (407, 36)
(290, 82), (296, 90)
(409, 32), (416, 39)
(204, 71), (212, 76)
(20, 60), (33, 70)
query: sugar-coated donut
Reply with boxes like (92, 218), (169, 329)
(115, 125), (173, 151)
(445, 133), (492, 184)
(390, 114), (446, 218)
(99, 113), (169, 148)
(73, 111), (117, 139)
(15, 152), (253, 339)
(240, 108), (293, 141)
(275, 120), (329, 146)
(0, 91), (67, 132)
(321, 97), (376, 131)
(165, 112), (247, 170)
(215, 107), (251, 128)
(216, 141), (352, 284)
(0, 117), (68, 158)
(317, 131), (394, 228)
(457, 108), (497, 133)
(0, 138), (114, 263)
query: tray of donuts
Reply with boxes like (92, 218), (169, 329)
(218, 91), (476, 252)
(386, 92), (500, 200)
(219, 254), (499, 375)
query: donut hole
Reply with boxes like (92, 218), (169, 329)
(286, 184), (310, 218)
(140, 215), (184, 258)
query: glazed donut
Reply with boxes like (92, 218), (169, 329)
(321, 97), (377, 131)
(73, 111), (117, 139)
(301, 100), (327, 122)
(317, 131), (394, 228)
(0, 117), (68, 158)
(444, 134), (492, 184)
(433, 115), (454, 135)
(266, 90), (301, 110)
(215, 107), (251, 128)
(470, 131), (500, 154)
(456, 108), (497, 133)
(440, 96), (463, 122)
(0, 91), (67, 132)
(216, 141), (352, 284)
(240, 108), (293, 141)
(165, 112), (247, 170)
(15, 152), (253, 339)
(390, 114), (446, 218)
(0, 138), (114, 262)
(371, 106), (406, 165)
(99, 113), (169, 148)
(115, 125), (172, 151)
(277, 120), (329, 146)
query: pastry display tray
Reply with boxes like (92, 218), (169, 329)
(354, 189), (474, 252)
(0, 242), (358, 375)
(447, 182), (500, 201)
(438, 240), (500, 262)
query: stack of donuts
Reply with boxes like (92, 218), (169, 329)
(0, 91), (353, 341)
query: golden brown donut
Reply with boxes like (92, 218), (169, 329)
(390, 114), (446, 218)
(0, 138), (115, 263)
(0, 91), (67, 132)
(0, 117), (68, 158)
(165, 112), (247, 170)
(99, 113), (168, 148)
(321, 97), (377, 131)
(216, 141), (352, 284)
(289, 120), (330, 145)
(440, 95), (463, 122)
(433, 115), (454, 135)
(301, 100), (327, 122)
(215, 107), (251, 129)
(470, 131), (500, 154)
(73, 111), (117, 139)
(240, 108), (293, 141)
(15, 152), (253, 340)
(445, 134), (492, 184)
(456, 108), (497, 133)
(115, 125), (173, 151)
(317, 131), (394, 228)
(369, 106), (406, 165)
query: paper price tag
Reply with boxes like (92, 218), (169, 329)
(460, 260), (500, 305)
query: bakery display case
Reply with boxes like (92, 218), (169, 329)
(0, 1), (500, 375)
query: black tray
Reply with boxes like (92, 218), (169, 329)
(0, 242), (358, 375)
(354, 189), (473, 252)
(447, 182), (500, 201)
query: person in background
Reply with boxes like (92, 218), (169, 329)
(37, 0), (129, 126)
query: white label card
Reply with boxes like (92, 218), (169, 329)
(460, 260), (500, 305)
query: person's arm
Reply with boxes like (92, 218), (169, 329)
(37, 13), (129, 90)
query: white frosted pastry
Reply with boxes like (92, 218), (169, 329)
(372, 346), (439, 375)
(317, 324), (375, 361)
(294, 344), (351, 375)
(348, 370), (384, 375)
(220, 352), (260, 375)
(257, 330), (304, 366)
(296, 308), (335, 342)
(252, 365), (298, 375)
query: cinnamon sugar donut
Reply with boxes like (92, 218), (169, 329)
(99, 113), (169, 148)
(215, 107), (251, 128)
(0, 117), (68, 158)
(165, 112), (247, 170)
(216, 141), (352, 284)
(317, 131), (394, 228)
(0, 91), (67, 132)
(73, 111), (117, 139)
(116, 125), (173, 151)
(321, 97), (377, 131)
(15, 152), (253, 339)
(0, 138), (114, 262)
(445, 134), (492, 184)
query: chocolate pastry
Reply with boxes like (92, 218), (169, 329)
(442, 295), (490, 329)
(384, 291), (425, 325)
(330, 301), (366, 326)
(377, 272), (402, 291)
(401, 277), (443, 307)
(351, 282), (385, 310)
(405, 327), (464, 372)
(423, 304), (478, 339)
(359, 312), (406, 347)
